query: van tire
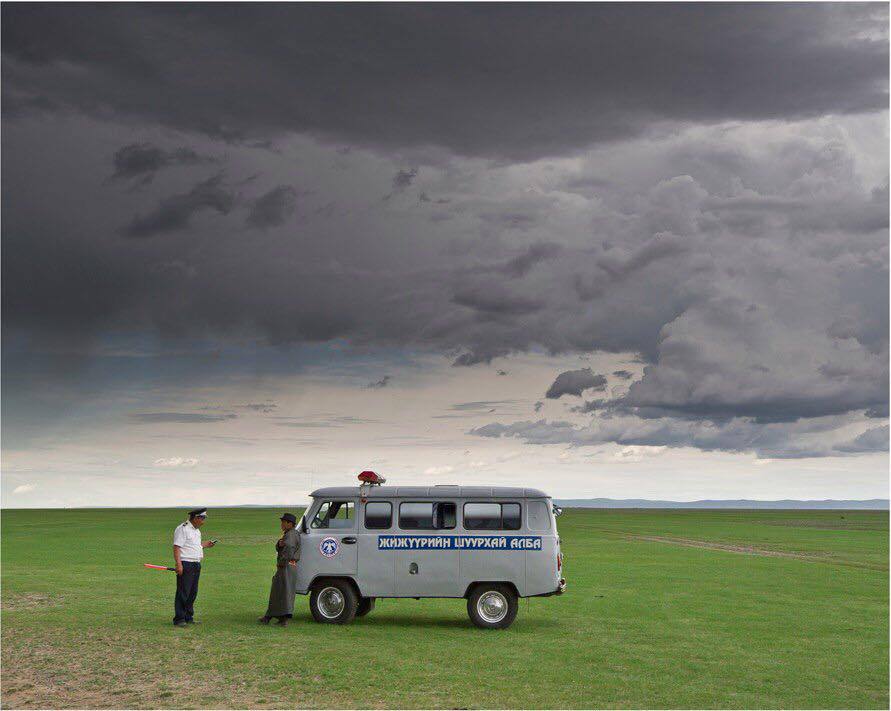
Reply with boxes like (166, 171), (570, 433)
(309, 579), (358, 624)
(467, 584), (518, 629)
(356, 597), (376, 617)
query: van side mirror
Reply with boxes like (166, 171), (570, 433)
(552, 505), (563, 517)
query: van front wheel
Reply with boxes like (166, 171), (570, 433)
(310, 580), (358, 624)
(467, 584), (518, 629)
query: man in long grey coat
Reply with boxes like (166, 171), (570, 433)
(258, 513), (301, 626)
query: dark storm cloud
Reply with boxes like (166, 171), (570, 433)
(123, 174), (236, 237)
(545, 369), (608, 399)
(470, 416), (889, 459)
(246, 185), (297, 230)
(834, 424), (889, 453)
(496, 243), (562, 278)
(392, 169), (418, 191)
(111, 143), (215, 184)
(452, 284), (543, 316)
(129, 412), (237, 424)
(613, 370), (634, 380)
(452, 352), (499, 368)
(865, 404), (890, 419)
(1, 5), (887, 460)
(2, 4), (887, 159)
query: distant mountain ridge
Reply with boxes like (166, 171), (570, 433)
(554, 498), (889, 510)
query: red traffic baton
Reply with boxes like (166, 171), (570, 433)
(144, 563), (176, 572)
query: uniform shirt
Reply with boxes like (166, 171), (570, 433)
(173, 520), (203, 562)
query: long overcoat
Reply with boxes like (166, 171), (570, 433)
(264, 527), (300, 617)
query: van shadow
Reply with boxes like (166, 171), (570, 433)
(354, 613), (553, 631)
(145, 611), (552, 632)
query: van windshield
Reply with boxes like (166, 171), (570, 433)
(311, 501), (354, 529)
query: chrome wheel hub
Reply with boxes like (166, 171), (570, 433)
(477, 591), (508, 623)
(318, 587), (345, 619)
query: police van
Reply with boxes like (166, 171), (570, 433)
(294, 473), (566, 629)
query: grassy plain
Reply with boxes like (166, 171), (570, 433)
(2, 507), (887, 709)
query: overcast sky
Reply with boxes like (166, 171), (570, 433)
(2, 4), (888, 507)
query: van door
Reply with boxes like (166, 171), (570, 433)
(300, 499), (359, 587)
(357, 500), (396, 596)
(394, 501), (461, 597)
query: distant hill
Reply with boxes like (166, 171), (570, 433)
(554, 498), (889, 510)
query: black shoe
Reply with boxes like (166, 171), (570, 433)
(258, 616), (271, 624)
(276, 617), (288, 627)
(173, 620), (187, 627)
(186, 619), (198, 625)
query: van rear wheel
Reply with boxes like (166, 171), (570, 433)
(467, 584), (518, 629)
(356, 597), (376, 617)
(309, 580), (358, 624)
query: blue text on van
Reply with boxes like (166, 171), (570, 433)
(378, 535), (542, 550)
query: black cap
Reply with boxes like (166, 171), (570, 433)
(280, 513), (297, 524)
(188, 508), (208, 518)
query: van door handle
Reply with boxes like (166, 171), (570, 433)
(341, 536), (357, 544)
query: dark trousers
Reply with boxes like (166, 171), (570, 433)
(174, 561), (201, 623)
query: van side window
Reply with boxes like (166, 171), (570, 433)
(311, 501), (353, 529)
(399, 502), (457, 530)
(464, 502), (522, 531)
(364, 502), (392, 529)
(502, 503), (521, 530)
(527, 500), (551, 531)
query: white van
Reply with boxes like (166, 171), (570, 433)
(294, 484), (566, 629)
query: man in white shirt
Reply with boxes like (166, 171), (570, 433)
(172, 508), (216, 626)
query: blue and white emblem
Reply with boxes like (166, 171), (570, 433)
(319, 536), (339, 558)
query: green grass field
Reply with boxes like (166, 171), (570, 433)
(2, 507), (887, 709)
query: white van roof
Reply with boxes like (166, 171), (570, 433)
(309, 485), (550, 499)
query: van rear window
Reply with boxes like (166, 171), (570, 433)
(364, 502), (392, 529)
(463, 502), (522, 530)
(399, 502), (456, 530)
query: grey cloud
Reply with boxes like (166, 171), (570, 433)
(546, 368), (608, 399)
(246, 185), (297, 230)
(129, 412), (237, 423)
(3, 5), (886, 160)
(392, 168), (418, 191)
(274, 414), (379, 428)
(450, 400), (519, 412)
(497, 243), (562, 278)
(452, 352), (501, 367)
(452, 284), (543, 316)
(834, 425), (889, 453)
(533, 401), (543, 412)
(124, 174), (236, 237)
(275, 421), (338, 429)
(570, 399), (607, 414)
(612, 370), (633, 380)
(470, 414), (889, 459)
(111, 142), (215, 183)
(366, 375), (391, 389)
(497, 369), (508, 376)
(2, 42), (887, 460)
(865, 404), (889, 418)
(238, 402), (277, 413)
